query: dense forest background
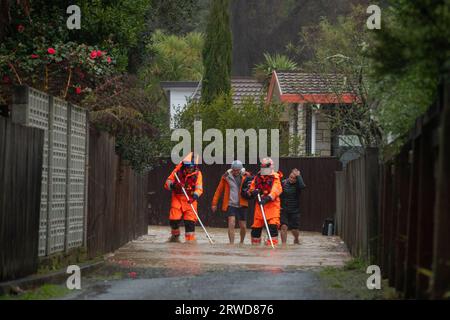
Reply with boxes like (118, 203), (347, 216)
(229, 0), (373, 75)
(182, 0), (377, 75)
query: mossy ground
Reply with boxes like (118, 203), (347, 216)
(37, 248), (102, 275)
(0, 284), (70, 300)
(318, 258), (399, 300)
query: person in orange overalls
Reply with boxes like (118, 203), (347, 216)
(164, 153), (203, 243)
(247, 157), (283, 246)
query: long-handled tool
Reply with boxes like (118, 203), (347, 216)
(257, 193), (275, 249)
(174, 172), (214, 244)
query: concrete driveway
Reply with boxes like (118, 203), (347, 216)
(64, 226), (352, 300)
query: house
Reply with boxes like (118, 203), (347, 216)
(161, 78), (265, 129)
(191, 77), (265, 105)
(266, 70), (359, 157)
(160, 81), (200, 129)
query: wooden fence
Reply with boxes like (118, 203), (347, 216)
(147, 157), (342, 232)
(335, 81), (449, 299)
(0, 117), (44, 281)
(87, 129), (149, 259)
(335, 148), (379, 261)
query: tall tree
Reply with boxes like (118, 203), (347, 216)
(201, 0), (232, 104)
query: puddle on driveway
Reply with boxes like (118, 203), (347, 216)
(102, 226), (351, 278)
(64, 226), (353, 300)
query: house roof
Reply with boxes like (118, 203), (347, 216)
(160, 81), (200, 89)
(267, 71), (358, 104)
(192, 77), (264, 105)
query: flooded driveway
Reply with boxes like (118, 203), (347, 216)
(65, 226), (351, 300)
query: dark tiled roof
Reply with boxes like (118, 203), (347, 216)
(276, 71), (351, 95)
(192, 78), (264, 105)
(160, 81), (199, 89)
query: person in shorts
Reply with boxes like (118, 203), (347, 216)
(280, 168), (306, 245)
(212, 160), (251, 244)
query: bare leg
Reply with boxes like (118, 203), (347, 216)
(292, 229), (300, 244)
(238, 220), (246, 243)
(228, 216), (236, 244)
(281, 224), (288, 244)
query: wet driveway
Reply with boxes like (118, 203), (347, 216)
(64, 226), (351, 300)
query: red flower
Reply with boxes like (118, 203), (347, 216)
(17, 25), (25, 33)
(128, 272), (137, 279)
(2, 75), (11, 84)
(30, 54), (39, 59)
(90, 50), (97, 59)
(75, 87), (82, 95)
(47, 48), (56, 55)
(96, 50), (103, 57)
(107, 56), (112, 64)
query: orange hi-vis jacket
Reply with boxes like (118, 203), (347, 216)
(164, 165), (203, 222)
(249, 171), (282, 228)
(212, 170), (250, 212)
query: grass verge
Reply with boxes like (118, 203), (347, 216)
(0, 284), (70, 300)
(318, 258), (399, 300)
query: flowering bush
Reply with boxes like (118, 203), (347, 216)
(0, 1), (168, 171)
(0, 15), (117, 104)
(0, 37), (115, 104)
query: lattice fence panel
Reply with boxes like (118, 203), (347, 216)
(12, 86), (87, 257)
(68, 105), (86, 249)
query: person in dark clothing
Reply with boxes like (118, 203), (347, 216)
(280, 168), (306, 245)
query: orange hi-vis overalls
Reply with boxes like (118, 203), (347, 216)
(164, 165), (203, 241)
(249, 172), (282, 245)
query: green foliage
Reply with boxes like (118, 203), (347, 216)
(87, 74), (170, 172)
(343, 257), (367, 271)
(0, 0), (168, 171)
(175, 93), (283, 159)
(143, 30), (204, 84)
(363, 1), (449, 152)
(370, 0), (450, 80)
(0, 39), (115, 104)
(300, 7), (371, 73)
(368, 0), (447, 144)
(201, 0), (232, 104)
(297, 6), (383, 148)
(114, 103), (172, 173)
(1, 0), (151, 72)
(318, 259), (399, 300)
(253, 52), (298, 85)
(146, 0), (203, 35)
(116, 133), (161, 172)
(177, 94), (281, 132)
(0, 0), (148, 102)
(76, 0), (151, 71)
(295, 3), (445, 151)
(373, 65), (436, 141)
(0, 284), (70, 300)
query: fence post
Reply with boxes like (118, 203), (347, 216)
(45, 95), (54, 256)
(415, 119), (437, 299)
(404, 140), (420, 297)
(394, 147), (410, 293)
(83, 112), (89, 248)
(11, 86), (30, 126)
(64, 104), (72, 253)
(365, 148), (379, 264)
(431, 80), (450, 299)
